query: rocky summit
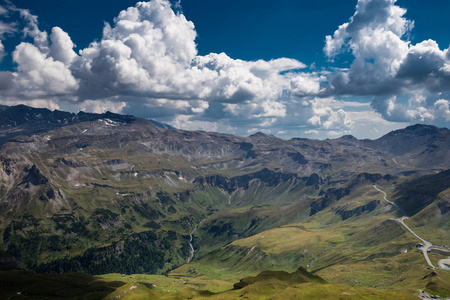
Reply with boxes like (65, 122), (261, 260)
(0, 105), (449, 299)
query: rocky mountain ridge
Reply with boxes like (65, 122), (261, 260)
(0, 104), (175, 146)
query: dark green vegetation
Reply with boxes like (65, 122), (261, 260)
(0, 105), (449, 298)
(0, 268), (124, 299)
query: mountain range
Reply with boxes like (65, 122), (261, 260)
(0, 104), (449, 299)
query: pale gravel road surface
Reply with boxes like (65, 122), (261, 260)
(373, 185), (435, 269)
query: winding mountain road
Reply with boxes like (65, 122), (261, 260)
(373, 185), (408, 217)
(373, 185), (436, 269)
(396, 216), (435, 268)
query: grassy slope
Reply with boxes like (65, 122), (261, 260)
(405, 189), (450, 246)
(98, 276), (418, 300)
(208, 282), (418, 300)
(2, 145), (326, 274)
(0, 148), (244, 271)
(98, 268), (418, 300)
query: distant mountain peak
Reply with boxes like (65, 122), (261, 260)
(249, 132), (267, 137)
(375, 123), (448, 139)
(395, 124), (446, 134)
(405, 124), (439, 130)
(366, 123), (450, 163)
(338, 134), (357, 140)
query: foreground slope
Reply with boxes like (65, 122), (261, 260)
(0, 265), (418, 300)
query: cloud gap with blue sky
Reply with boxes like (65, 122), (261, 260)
(0, 0), (449, 139)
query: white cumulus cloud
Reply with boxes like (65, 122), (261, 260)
(325, 0), (450, 126)
(49, 27), (77, 65)
(12, 42), (79, 96)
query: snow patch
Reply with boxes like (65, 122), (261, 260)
(100, 118), (121, 127)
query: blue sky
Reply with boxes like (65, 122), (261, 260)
(0, 0), (449, 139)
